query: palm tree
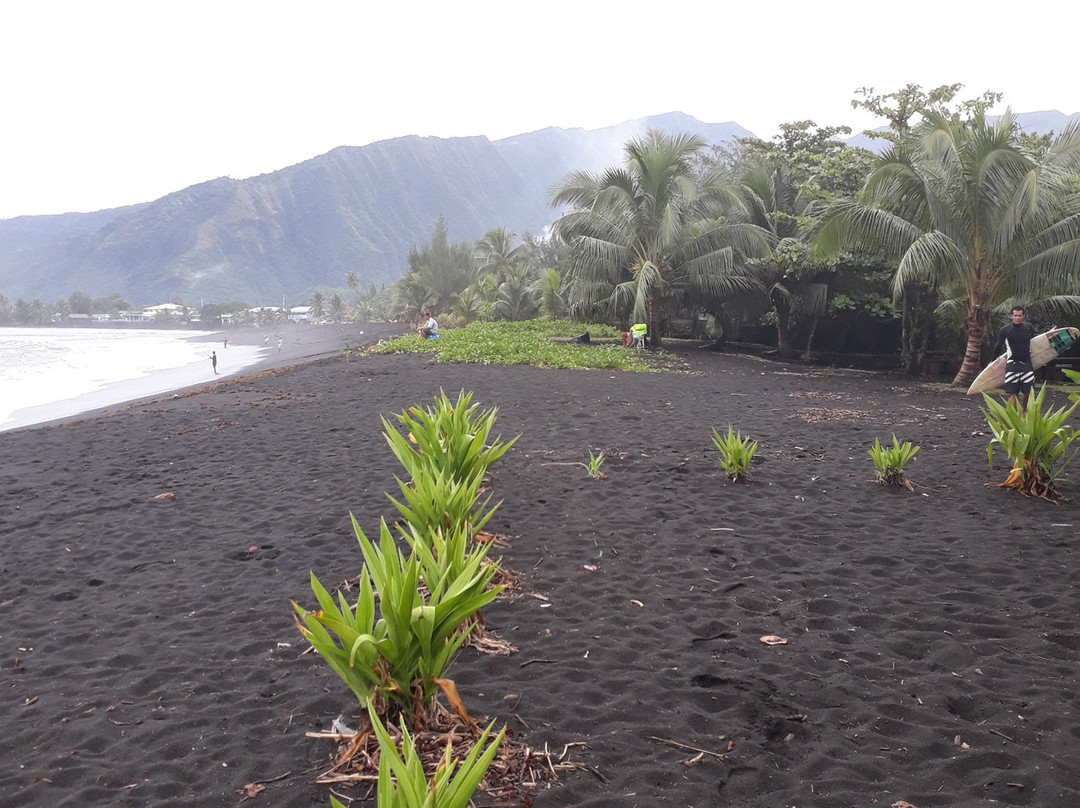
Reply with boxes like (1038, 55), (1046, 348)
(475, 227), (526, 282)
(390, 272), (433, 322)
(345, 272), (360, 304)
(493, 265), (538, 322)
(551, 130), (771, 346)
(532, 268), (566, 319)
(450, 286), (485, 325)
(817, 108), (1080, 385)
(309, 291), (327, 321)
(327, 293), (347, 323)
(738, 159), (830, 357)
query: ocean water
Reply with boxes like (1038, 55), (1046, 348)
(0, 327), (265, 431)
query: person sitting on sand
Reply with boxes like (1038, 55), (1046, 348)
(993, 305), (1036, 415)
(418, 311), (438, 339)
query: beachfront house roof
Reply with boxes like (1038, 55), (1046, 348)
(288, 306), (314, 323)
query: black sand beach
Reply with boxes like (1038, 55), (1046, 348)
(2, 337), (1078, 807)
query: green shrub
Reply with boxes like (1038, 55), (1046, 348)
(711, 425), (758, 482)
(868, 435), (919, 489)
(983, 384), (1080, 499)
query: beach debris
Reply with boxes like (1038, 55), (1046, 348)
(583, 564), (598, 572)
(953, 734), (970, 750)
(630, 599), (644, 608)
(520, 658), (559, 668)
(891, 802), (918, 808)
(648, 736), (728, 760)
(152, 492), (177, 501)
(237, 783), (265, 801)
(760, 635), (788, 646)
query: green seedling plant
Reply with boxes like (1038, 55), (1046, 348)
(357, 519), (501, 726)
(711, 425), (758, 482)
(328, 704), (506, 808)
(585, 449), (606, 480)
(868, 435), (919, 489)
(294, 518), (501, 728)
(382, 390), (518, 486)
(292, 565), (381, 707)
(982, 384), (1080, 500)
(401, 520), (498, 613)
(387, 465), (499, 544)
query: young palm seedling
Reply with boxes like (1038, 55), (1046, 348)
(585, 449), (606, 480)
(711, 425), (758, 482)
(868, 435), (919, 489)
(327, 705), (506, 808)
(983, 384), (1080, 500)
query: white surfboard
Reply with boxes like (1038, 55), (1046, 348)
(966, 326), (1080, 395)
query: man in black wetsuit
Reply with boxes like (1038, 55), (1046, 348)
(993, 305), (1037, 415)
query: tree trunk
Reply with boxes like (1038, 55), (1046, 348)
(952, 303), (991, 386)
(775, 301), (795, 358)
(646, 293), (661, 348)
(801, 315), (819, 361)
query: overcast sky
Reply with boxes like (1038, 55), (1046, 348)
(1, 1), (1077, 220)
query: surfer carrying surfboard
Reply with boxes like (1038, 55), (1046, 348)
(992, 306), (1037, 415)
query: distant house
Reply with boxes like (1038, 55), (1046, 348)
(142, 303), (186, 320)
(52, 312), (93, 325)
(288, 306), (314, 324)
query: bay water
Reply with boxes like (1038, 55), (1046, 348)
(0, 327), (266, 431)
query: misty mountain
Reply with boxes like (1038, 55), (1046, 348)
(0, 110), (1072, 306)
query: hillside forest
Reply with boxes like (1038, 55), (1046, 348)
(5, 84), (1080, 385)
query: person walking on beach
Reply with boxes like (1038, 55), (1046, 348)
(223, 337), (228, 349)
(211, 351), (218, 374)
(277, 337), (283, 353)
(417, 310), (438, 338)
(263, 333), (269, 346)
(993, 305), (1036, 415)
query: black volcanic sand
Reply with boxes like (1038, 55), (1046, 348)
(2, 339), (1079, 808)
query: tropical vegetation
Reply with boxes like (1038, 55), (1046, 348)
(372, 319), (656, 372)
(550, 130), (771, 347)
(816, 106), (1080, 385)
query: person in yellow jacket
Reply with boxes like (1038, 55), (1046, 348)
(629, 323), (647, 348)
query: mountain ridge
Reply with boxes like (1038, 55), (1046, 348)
(0, 110), (1074, 306)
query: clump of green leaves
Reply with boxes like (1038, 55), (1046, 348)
(586, 449), (606, 480)
(329, 705), (505, 808)
(983, 384), (1080, 500)
(383, 390), (518, 486)
(868, 435), (919, 489)
(711, 425), (758, 482)
(293, 519), (500, 728)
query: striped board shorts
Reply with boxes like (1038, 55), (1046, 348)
(1003, 360), (1034, 395)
